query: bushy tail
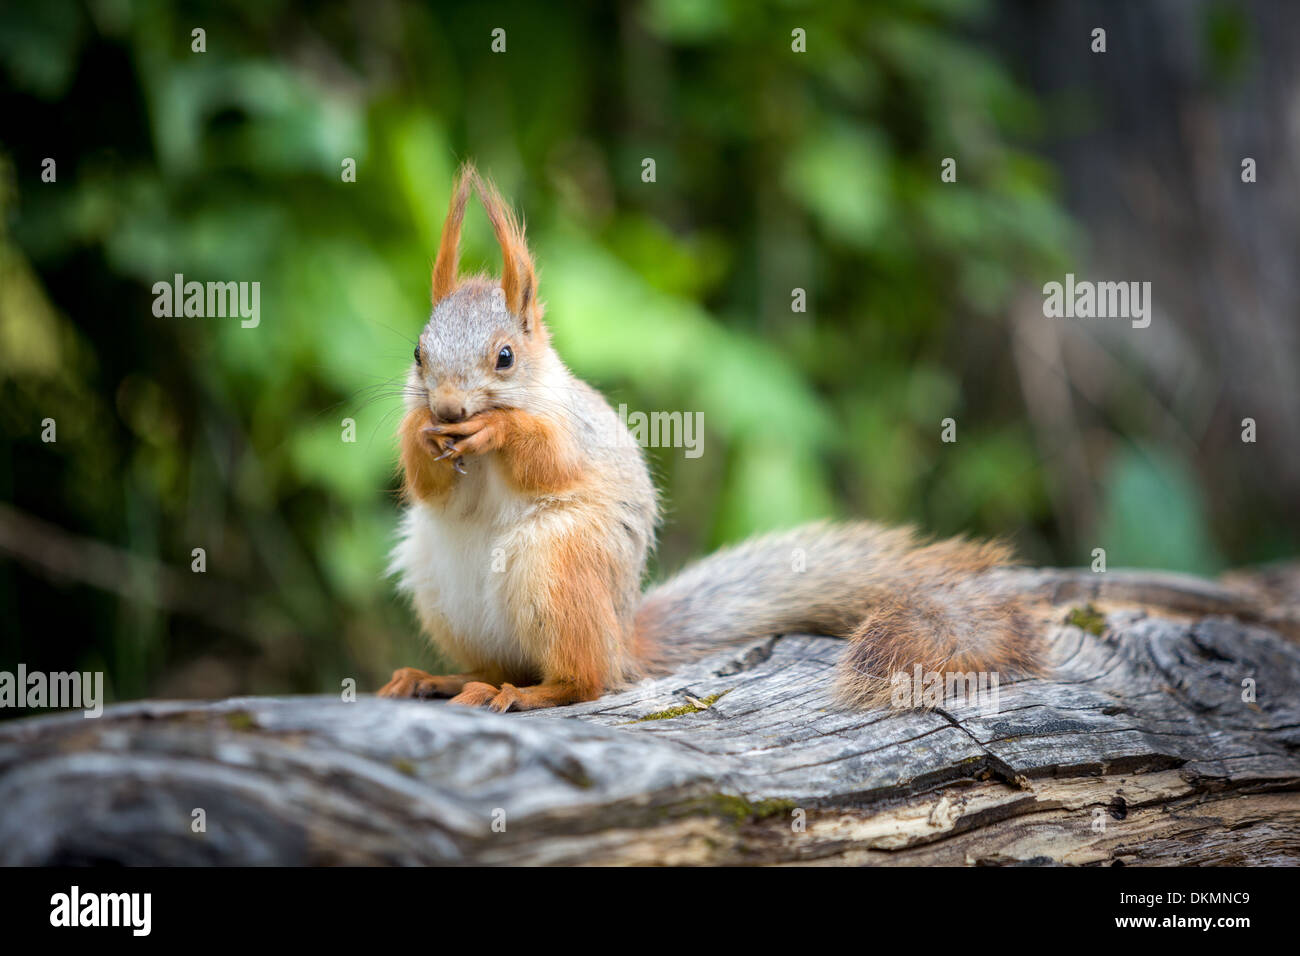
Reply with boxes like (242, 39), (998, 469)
(633, 521), (1042, 708)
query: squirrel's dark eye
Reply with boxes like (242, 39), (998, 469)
(413, 344), (421, 366)
(495, 345), (514, 370)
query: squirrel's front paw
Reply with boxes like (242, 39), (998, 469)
(420, 425), (469, 475)
(430, 412), (504, 459)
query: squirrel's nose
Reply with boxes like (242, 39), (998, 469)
(435, 401), (467, 423)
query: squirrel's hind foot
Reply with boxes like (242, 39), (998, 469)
(377, 668), (492, 700)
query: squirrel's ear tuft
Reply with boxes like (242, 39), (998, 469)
(472, 173), (539, 333)
(431, 163), (476, 305)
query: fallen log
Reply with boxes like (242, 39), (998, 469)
(1, 566), (1297, 865)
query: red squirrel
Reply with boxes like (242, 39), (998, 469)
(379, 164), (1042, 711)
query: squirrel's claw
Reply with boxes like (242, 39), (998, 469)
(426, 431), (467, 472)
(422, 428), (465, 472)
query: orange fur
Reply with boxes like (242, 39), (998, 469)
(537, 532), (621, 696)
(834, 538), (1043, 709)
(468, 531), (621, 711)
(431, 167), (475, 303)
(398, 407), (456, 502)
(482, 680), (595, 712)
(433, 407), (583, 494)
(494, 409), (583, 493)
(378, 667), (502, 699)
(468, 171), (540, 333)
(421, 533), (619, 713)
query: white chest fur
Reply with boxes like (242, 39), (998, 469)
(390, 455), (537, 669)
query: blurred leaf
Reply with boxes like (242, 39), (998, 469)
(783, 122), (891, 249)
(1095, 445), (1223, 575)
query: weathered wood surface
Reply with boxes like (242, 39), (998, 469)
(2, 566), (1298, 865)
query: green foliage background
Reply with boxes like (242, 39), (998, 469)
(0, 0), (1283, 704)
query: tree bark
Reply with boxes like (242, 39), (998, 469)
(2, 566), (1297, 865)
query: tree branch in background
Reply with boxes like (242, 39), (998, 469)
(0, 502), (248, 635)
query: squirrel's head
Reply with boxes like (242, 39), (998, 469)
(410, 164), (550, 423)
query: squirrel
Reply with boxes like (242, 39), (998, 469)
(379, 164), (1043, 712)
